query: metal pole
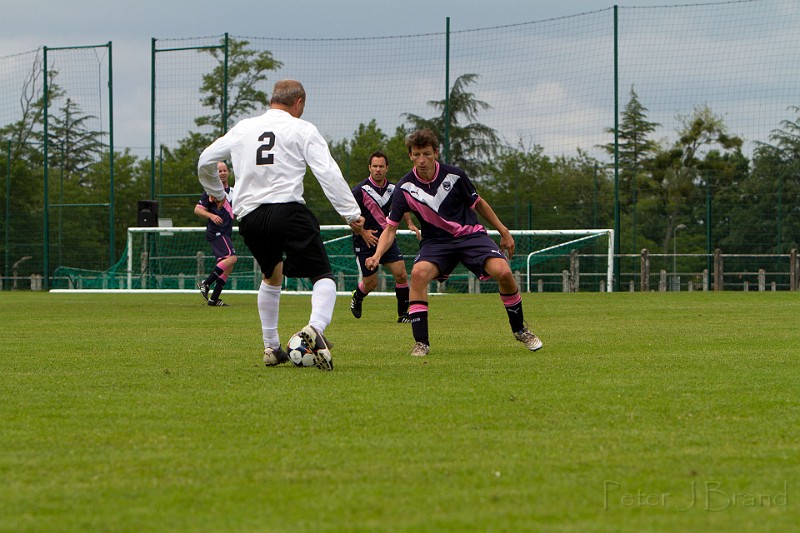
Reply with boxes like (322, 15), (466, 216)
(150, 38), (156, 200)
(612, 6), (620, 291)
(108, 41), (115, 265)
(706, 182), (712, 277)
(673, 223), (686, 285)
(223, 33), (229, 136)
(4, 140), (10, 282)
(43, 46), (50, 290)
(444, 17), (450, 164)
(777, 167), (783, 252)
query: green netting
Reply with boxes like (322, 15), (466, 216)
(52, 227), (610, 293)
(8, 1), (800, 292)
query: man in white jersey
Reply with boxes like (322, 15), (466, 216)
(198, 79), (364, 371)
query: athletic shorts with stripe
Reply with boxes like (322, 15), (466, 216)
(353, 240), (404, 277)
(415, 233), (506, 281)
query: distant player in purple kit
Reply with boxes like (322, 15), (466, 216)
(195, 161), (237, 306)
(350, 151), (421, 323)
(366, 129), (543, 357)
(198, 80), (364, 371)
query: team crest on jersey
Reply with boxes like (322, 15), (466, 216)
(364, 183), (395, 207)
(401, 173), (461, 211)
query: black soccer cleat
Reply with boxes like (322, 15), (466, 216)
(397, 314), (411, 324)
(208, 299), (228, 307)
(197, 280), (210, 301)
(350, 290), (363, 319)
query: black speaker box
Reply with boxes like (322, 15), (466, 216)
(137, 200), (159, 227)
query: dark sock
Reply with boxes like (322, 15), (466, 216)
(354, 285), (367, 300)
(409, 300), (429, 345)
(211, 278), (227, 301)
(395, 284), (410, 316)
(205, 265), (224, 287)
(501, 291), (525, 332)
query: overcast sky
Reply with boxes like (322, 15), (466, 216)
(2, 0), (677, 150)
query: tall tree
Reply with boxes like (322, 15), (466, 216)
(196, 37), (283, 138)
(648, 105), (742, 252)
(160, 39), (283, 210)
(603, 86), (660, 181)
(602, 87), (660, 251)
(47, 98), (106, 182)
(744, 106), (800, 253)
(404, 73), (500, 177)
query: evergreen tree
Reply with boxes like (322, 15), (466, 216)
(404, 73), (500, 178)
(602, 86), (660, 251)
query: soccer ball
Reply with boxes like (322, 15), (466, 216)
(287, 332), (316, 367)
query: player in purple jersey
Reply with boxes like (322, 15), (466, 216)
(194, 161), (237, 306)
(366, 129), (543, 357)
(350, 151), (421, 323)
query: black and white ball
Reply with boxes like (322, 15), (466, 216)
(287, 333), (316, 367)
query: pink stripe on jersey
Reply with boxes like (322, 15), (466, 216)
(403, 193), (485, 237)
(409, 303), (428, 314)
(362, 190), (388, 228)
(501, 292), (522, 306)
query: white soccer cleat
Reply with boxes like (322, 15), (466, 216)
(299, 325), (334, 371)
(263, 346), (289, 366)
(514, 326), (543, 352)
(410, 342), (430, 357)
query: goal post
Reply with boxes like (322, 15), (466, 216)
(52, 226), (614, 293)
(518, 229), (615, 293)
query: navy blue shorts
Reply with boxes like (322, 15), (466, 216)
(238, 203), (331, 280)
(353, 239), (404, 277)
(207, 233), (236, 261)
(415, 233), (506, 281)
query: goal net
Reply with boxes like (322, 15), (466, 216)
(52, 227), (613, 293)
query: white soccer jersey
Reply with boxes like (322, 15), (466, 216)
(198, 108), (361, 222)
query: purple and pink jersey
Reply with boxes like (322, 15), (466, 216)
(352, 177), (396, 248)
(386, 161), (486, 241)
(198, 187), (234, 241)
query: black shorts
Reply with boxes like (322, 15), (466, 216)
(415, 233), (506, 280)
(238, 203), (332, 280)
(353, 239), (404, 277)
(207, 232), (236, 261)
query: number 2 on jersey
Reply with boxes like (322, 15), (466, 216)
(256, 132), (276, 165)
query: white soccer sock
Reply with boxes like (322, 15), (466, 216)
(259, 281), (282, 348)
(309, 277), (336, 333)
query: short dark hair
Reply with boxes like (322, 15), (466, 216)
(369, 150), (389, 166)
(270, 80), (305, 106)
(406, 129), (440, 153)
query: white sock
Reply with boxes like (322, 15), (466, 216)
(309, 277), (336, 333)
(259, 281), (282, 348)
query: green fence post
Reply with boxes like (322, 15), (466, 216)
(43, 46), (50, 290)
(108, 41), (115, 266)
(612, 6), (620, 292)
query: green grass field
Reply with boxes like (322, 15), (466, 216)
(1, 291), (797, 532)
